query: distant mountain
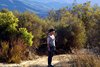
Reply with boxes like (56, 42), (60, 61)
(0, 0), (71, 17)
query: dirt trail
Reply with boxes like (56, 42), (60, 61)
(0, 54), (73, 67)
(0, 49), (94, 67)
(28, 54), (73, 67)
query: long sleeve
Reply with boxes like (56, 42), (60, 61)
(47, 36), (50, 51)
(47, 37), (50, 45)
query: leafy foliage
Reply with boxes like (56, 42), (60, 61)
(19, 28), (33, 46)
(0, 12), (18, 41)
(0, 11), (33, 63)
(48, 2), (99, 52)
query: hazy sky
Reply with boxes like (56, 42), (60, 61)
(70, 0), (99, 6)
(19, 0), (100, 6)
(53, 0), (100, 6)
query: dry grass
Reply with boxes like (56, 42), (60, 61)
(72, 54), (100, 67)
(0, 39), (27, 63)
(9, 39), (27, 63)
(57, 49), (100, 67)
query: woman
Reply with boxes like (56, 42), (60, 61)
(47, 29), (56, 67)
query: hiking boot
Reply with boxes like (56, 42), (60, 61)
(48, 65), (54, 67)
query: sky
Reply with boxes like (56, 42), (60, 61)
(53, 0), (100, 6)
(19, 0), (100, 6)
(45, 0), (100, 6)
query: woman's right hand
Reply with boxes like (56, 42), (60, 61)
(48, 47), (50, 51)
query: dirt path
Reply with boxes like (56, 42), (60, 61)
(29, 54), (73, 67)
(0, 54), (73, 67)
(0, 49), (96, 67)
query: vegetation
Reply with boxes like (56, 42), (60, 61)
(0, 11), (33, 63)
(48, 2), (100, 53)
(57, 52), (100, 67)
(0, 2), (100, 63)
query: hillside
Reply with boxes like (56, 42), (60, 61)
(0, 0), (71, 17)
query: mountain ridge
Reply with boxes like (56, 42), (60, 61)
(0, 0), (71, 17)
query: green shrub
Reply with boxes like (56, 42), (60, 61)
(19, 28), (33, 46)
(0, 11), (33, 46)
(17, 12), (46, 48)
(0, 11), (34, 63)
(0, 12), (18, 41)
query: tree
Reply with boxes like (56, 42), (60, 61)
(72, 2), (96, 47)
(0, 11), (33, 46)
(0, 11), (34, 63)
(17, 12), (46, 48)
(0, 12), (18, 41)
(61, 11), (87, 49)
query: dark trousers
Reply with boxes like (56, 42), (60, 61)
(48, 46), (55, 65)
